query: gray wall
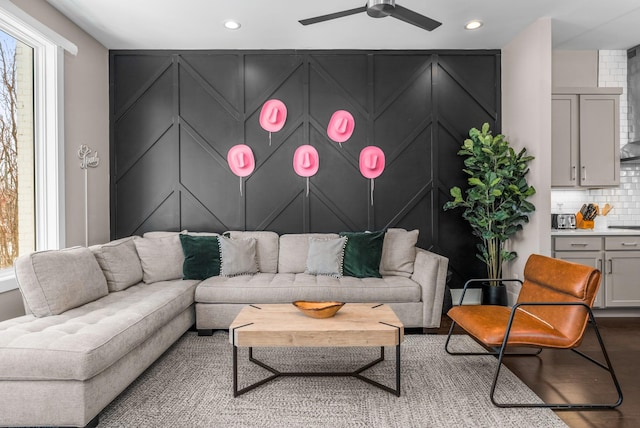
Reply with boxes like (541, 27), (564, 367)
(0, 1), (109, 321)
(501, 18), (553, 302)
(0, 289), (24, 320)
(13, 0), (110, 248)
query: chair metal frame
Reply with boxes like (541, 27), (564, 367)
(445, 278), (623, 410)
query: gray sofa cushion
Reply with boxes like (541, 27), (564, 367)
(278, 233), (339, 273)
(195, 273), (421, 304)
(225, 231), (279, 273)
(90, 237), (143, 291)
(379, 228), (419, 277)
(134, 234), (184, 283)
(14, 247), (109, 317)
(0, 280), (198, 381)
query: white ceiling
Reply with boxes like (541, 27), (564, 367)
(46, 0), (640, 51)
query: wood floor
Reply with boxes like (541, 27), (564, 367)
(439, 316), (640, 428)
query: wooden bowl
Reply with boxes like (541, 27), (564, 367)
(292, 301), (345, 319)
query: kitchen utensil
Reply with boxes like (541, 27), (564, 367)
(602, 204), (613, 216)
(584, 203), (598, 221)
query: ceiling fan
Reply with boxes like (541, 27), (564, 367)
(299, 0), (442, 32)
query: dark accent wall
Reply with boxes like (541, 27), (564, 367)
(110, 50), (501, 287)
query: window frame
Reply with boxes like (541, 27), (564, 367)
(0, 0), (76, 292)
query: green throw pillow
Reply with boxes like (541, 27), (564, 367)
(179, 234), (221, 280)
(339, 231), (385, 278)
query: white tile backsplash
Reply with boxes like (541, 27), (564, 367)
(598, 50), (628, 147)
(551, 164), (640, 225)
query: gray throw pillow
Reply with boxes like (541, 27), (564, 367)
(305, 236), (347, 277)
(90, 236), (143, 291)
(225, 231), (279, 273)
(218, 236), (258, 277)
(134, 234), (184, 283)
(278, 233), (340, 273)
(379, 228), (419, 277)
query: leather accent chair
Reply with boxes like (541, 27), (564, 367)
(445, 254), (623, 409)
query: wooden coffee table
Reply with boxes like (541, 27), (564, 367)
(229, 303), (404, 397)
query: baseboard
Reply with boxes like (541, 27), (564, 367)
(450, 289), (481, 305)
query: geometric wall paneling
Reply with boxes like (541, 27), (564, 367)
(373, 55), (433, 112)
(131, 191), (181, 237)
(308, 55), (368, 115)
(433, 53), (501, 288)
(179, 61), (240, 155)
(114, 116), (178, 237)
(373, 74), (433, 159)
(113, 66), (174, 179)
(310, 191), (359, 233)
(437, 184), (484, 289)
(435, 118), (486, 288)
(437, 68), (496, 133)
(180, 190), (228, 233)
(245, 128), (304, 231)
(437, 54), (499, 113)
(308, 54), (369, 112)
(244, 54), (304, 108)
(252, 71), (305, 142)
(180, 53), (241, 109)
(111, 54), (173, 116)
(435, 54), (500, 132)
(311, 138), (367, 232)
(374, 126), (434, 227)
(179, 125), (239, 230)
(110, 50), (501, 289)
(258, 193), (305, 233)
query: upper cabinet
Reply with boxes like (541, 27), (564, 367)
(552, 87), (621, 188)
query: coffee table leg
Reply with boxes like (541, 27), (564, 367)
(233, 345), (238, 397)
(396, 343), (401, 396)
(353, 345), (401, 397)
(233, 345), (401, 397)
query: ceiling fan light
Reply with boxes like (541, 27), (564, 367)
(224, 20), (241, 30)
(465, 20), (483, 30)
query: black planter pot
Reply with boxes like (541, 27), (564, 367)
(481, 282), (508, 306)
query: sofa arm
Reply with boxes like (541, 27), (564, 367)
(411, 248), (449, 329)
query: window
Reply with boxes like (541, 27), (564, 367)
(0, 0), (76, 292)
(0, 30), (34, 270)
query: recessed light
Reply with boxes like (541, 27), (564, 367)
(224, 20), (241, 30)
(465, 20), (483, 30)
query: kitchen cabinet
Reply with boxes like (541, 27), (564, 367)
(551, 88), (621, 188)
(553, 235), (640, 308)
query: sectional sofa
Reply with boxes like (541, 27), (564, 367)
(0, 228), (448, 427)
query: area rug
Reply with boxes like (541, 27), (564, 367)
(98, 331), (567, 427)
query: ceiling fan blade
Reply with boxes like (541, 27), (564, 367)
(299, 6), (367, 26)
(390, 5), (442, 31)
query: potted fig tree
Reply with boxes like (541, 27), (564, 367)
(444, 123), (536, 305)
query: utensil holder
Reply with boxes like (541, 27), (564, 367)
(576, 212), (594, 229)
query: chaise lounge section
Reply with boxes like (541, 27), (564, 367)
(0, 238), (197, 427)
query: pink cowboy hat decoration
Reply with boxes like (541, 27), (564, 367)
(359, 146), (385, 205)
(293, 145), (319, 196)
(327, 110), (354, 145)
(227, 144), (255, 196)
(259, 99), (287, 146)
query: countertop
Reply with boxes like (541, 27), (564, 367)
(552, 228), (640, 236)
